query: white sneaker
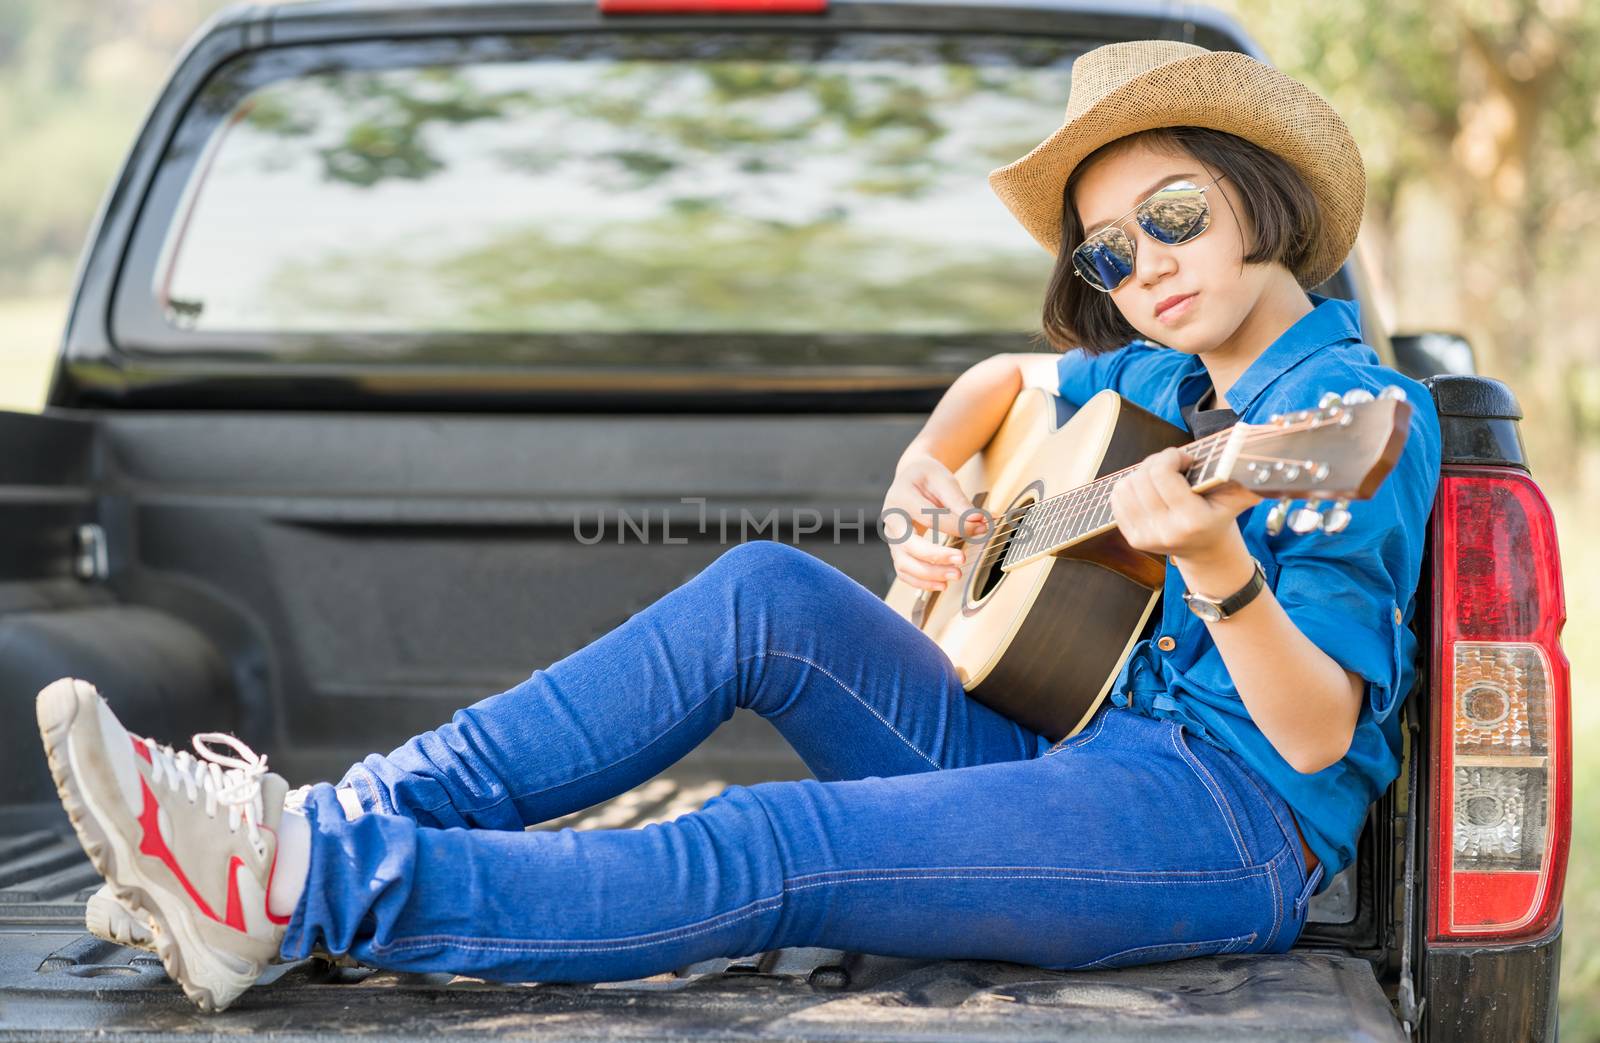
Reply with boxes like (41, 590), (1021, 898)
(85, 882), (155, 950)
(84, 786), (320, 954)
(37, 677), (290, 1012)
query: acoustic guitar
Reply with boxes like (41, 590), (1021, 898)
(882, 385), (1413, 742)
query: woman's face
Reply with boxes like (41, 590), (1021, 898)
(1071, 139), (1276, 356)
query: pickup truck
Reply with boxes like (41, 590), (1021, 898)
(0, 1), (1570, 1040)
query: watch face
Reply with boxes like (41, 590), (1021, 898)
(1186, 596), (1224, 624)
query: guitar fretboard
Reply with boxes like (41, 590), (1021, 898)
(997, 425), (1236, 568)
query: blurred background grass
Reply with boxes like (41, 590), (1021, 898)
(0, 0), (1593, 1034)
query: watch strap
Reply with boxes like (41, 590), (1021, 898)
(1215, 558), (1267, 617)
(1185, 557), (1266, 621)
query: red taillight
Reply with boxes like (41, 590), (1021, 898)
(1429, 467), (1570, 940)
(598, 0), (826, 13)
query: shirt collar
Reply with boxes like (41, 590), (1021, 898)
(1221, 294), (1363, 415)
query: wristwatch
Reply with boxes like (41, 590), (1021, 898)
(1182, 557), (1267, 624)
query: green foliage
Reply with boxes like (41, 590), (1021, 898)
(0, 0), (230, 294)
(256, 207), (1047, 341)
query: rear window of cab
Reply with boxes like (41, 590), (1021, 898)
(114, 31), (1084, 372)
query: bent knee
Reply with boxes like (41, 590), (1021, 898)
(710, 540), (833, 585)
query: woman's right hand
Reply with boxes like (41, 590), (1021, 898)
(880, 453), (990, 592)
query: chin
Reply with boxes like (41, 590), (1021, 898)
(1147, 328), (1219, 355)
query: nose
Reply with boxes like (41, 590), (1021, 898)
(1132, 232), (1178, 288)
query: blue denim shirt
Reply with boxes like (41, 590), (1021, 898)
(1055, 295), (1442, 884)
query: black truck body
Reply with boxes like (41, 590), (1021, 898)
(0, 2), (1569, 1039)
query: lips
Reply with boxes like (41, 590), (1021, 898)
(1155, 292), (1197, 320)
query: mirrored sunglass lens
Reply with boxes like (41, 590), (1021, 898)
(1073, 230), (1134, 291)
(1138, 182), (1210, 245)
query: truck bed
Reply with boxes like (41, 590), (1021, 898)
(0, 760), (1402, 1043)
(0, 398), (1407, 1041)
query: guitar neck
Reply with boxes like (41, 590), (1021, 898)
(999, 426), (1237, 568)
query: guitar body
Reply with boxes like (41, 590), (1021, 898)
(884, 389), (1191, 742)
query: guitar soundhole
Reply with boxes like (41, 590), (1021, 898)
(968, 493), (1035, 606)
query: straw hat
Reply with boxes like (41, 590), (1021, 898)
(987, 40), (1364, 289)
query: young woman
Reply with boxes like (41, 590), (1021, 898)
(35, 40), (1441, 1012)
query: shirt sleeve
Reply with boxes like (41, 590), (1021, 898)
(1056, 341), (1150, 405)
(1264, 390), (1442, 724)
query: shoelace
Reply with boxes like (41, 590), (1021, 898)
(142, 732), (270, 854)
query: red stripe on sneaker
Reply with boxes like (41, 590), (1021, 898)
(224, 857), (247, 931)
(127, 737), (278, 934)
(135, 775), (226, 925)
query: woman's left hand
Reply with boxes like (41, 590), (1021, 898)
(1109, 447), (1264, 562)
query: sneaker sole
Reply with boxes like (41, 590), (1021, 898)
(85, 886), (154, 951)
(37, 678), (263, 1012)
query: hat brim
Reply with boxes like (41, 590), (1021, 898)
(987, 51), (1364, 290)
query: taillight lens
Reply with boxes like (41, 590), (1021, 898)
(1430, 467), (1570, 939)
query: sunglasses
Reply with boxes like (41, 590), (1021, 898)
(1071, 175), (1226, 293)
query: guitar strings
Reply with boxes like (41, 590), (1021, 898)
(976, 410), (1332, 528)
(932, 412), (1346, 561)
(972, 424), (1335, 560)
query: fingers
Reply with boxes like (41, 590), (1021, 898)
(1110, 453), (1171, 539)
(1145, 448), (1204, 514)
(1207, 481), (1265, 516)
(1112, 448), (1210, 552)
(1108, 473), (1143, 542)
(1125, 468), (1168, 525)
(919, 469), (989, 537)
(880, 506), (915, 543)
(892, 532), (968, 592)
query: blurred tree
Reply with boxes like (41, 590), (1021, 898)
(1218, 0), (1600, 478)
(0, 0), (230, 295)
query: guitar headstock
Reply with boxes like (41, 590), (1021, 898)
(1217, 386), (1412, 536)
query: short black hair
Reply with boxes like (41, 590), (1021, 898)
(1038, 126), (1320, 355)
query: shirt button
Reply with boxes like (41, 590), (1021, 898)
(1157, 636), (1177, 652)
(1394, 606), (1404, 625)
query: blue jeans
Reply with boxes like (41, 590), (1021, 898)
(280, 541), (1323, 980)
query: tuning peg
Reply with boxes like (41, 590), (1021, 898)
(1380, 385), (1407, 401)
(1288, 499), (1324, 534)
(1317, 391), (1342, 408)
(1265, 497), (1293, 536)
(1323, 499), (1353, 533)
(1341, 388), (1375, 405)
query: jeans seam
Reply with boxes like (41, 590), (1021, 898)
(1203, 758), (1292, 953)
(1045, 708), (1108, 756)
(1072, 930), (1258, 970)
(1219, 755), (1313, 941)
(760, 649), (942, 770)
(782, 865), (1273, 888)
(1293, 862), (1326, 922)
(370, 893), (785, 955)
(1263, 845), (1285, 949)
(1231, 757), (1311, 888)
(347, 768), (392, 816)
(1170, 726), (1251, 868)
